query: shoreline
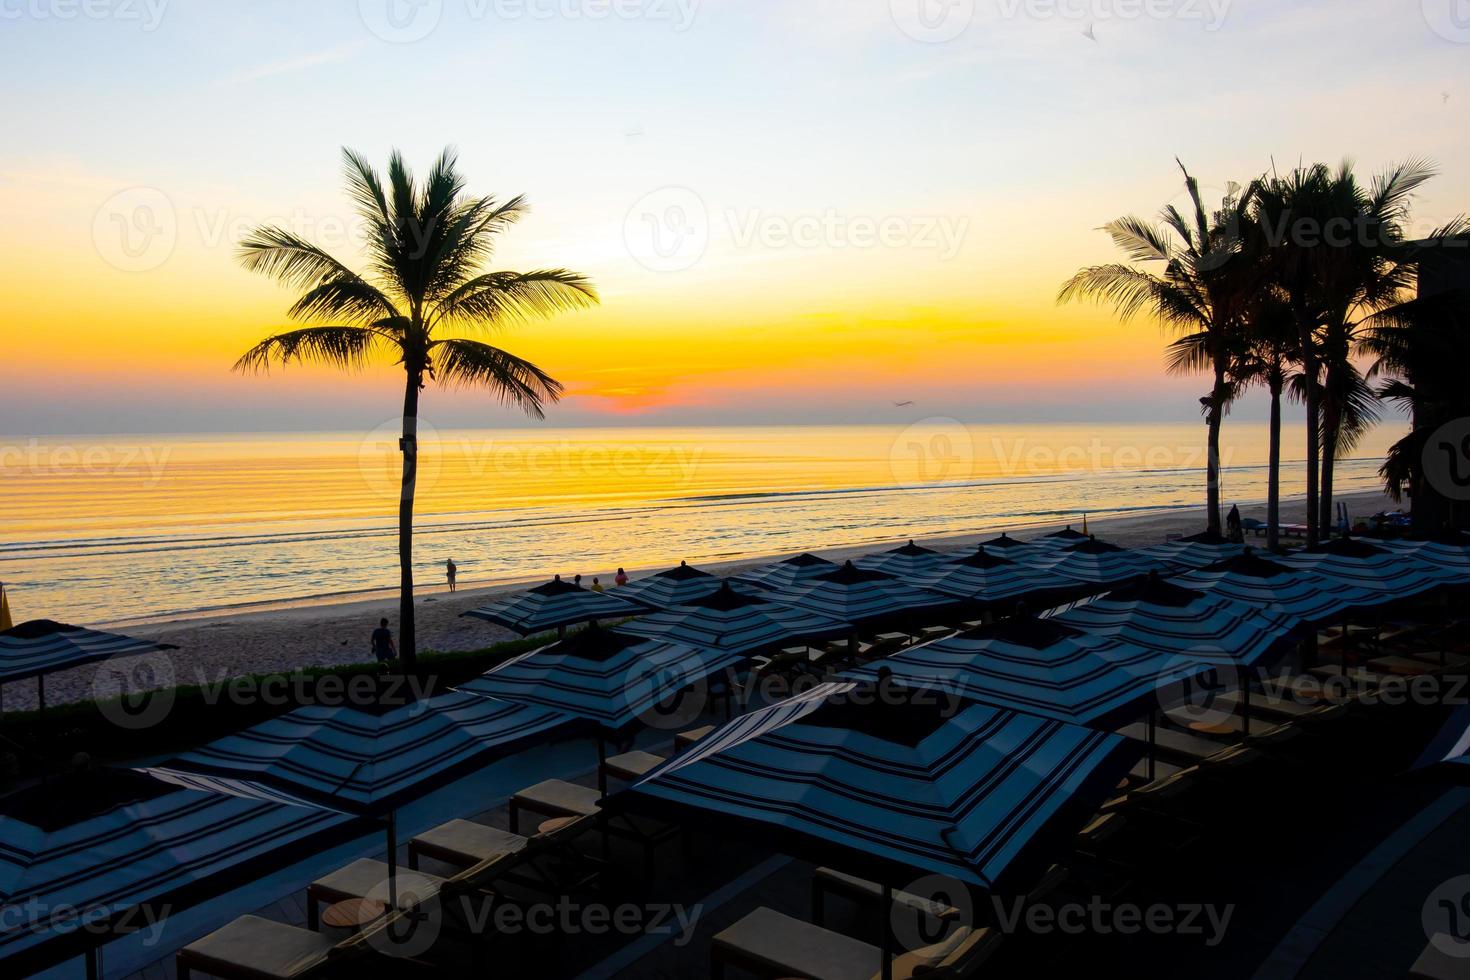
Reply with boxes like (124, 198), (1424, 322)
(8, 488), (1394, 713)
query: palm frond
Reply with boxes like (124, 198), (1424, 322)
(233, 326), (386, 374)
(433, 270), (599, 329)
(430, 338), (564, 418)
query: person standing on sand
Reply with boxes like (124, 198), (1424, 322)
(615, 567), (628, 587)
(591, 577), (604, 593)
(372, 618), (397, 663)
(446, 558), (457, 593)
(1226, 505), (1243, 543)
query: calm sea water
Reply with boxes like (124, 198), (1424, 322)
(0, 422), (1402, 624)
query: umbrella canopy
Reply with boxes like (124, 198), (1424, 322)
(1141, 532), (1248, 571)
(1414, 703), (1470, 775)
(619, 583), (849, 659)
(1054, 574), (1298, 669)
(143, 691), (572, 815)
(1368, 532), (1470, 580)
(912, 547), (1081, 609)
(615, 561), (728, 610)
(771, 561), (955, 629)
(1277, 538), (1455, 600)
(732, 553), (839, 592)
(456, 624), (741, 734)
(1022, 538), (1167, 588)
(855, 540), (951, 578)
(979, 533), (1047, 559)
(604, 681), (1139, 890)
(463, 575), (648, 635)
(0, 767), (355, 974)
(0, 620), (176, 686)
(844, 617), (1216, 729)
(1170, 550), (1377, 625)
(1037, 525), (1091, 547)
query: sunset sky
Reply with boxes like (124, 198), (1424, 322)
(3, 0), (1466, 434)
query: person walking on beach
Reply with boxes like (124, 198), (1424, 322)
(1226, 505), (1243, 543)
(372, 618), (397, 664)
(446, 558), (457, 593)
(615, 567), (629, 587)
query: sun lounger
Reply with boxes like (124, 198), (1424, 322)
(917, 625), (953, 643)
(306, 858), (446, 928)
(675, 725), (716, 751)
(711, 906), (1001, 980)
(1117, 722), (1244, 764)
(1213, 690), (1340, 721)
(408, 819), (529, 870)
(811, 868), (962, 926)
(508, 779), (602, 834)
(177, 903), (416, 980)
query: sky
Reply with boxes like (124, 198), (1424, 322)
(1, 0), (1467, 435)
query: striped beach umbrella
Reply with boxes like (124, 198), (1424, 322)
(1368, 532), (1470, 581)
(604, 681), (1139, 892)
(0, 767), (355, 977)
(615, 561), (727, 610)
(856, 540), (951, 578)
(732, 553), (838, 592)
(913, 547), (1081, 609)
(1170, 550), (1377, 625)
(619, 583), (849, 659)
(771, 561), (955, 629)
(844, 617), (1216, 728)
(1054, 574), (1299, 669)
(1414, 703), (1470, 776)
(1023, 538), (1167, 588)
(1037, 525), (1091, 547)
(0, 620), (177, 711)
(1141, 532), (1248, 571)
(464, 575), (648, 636)
(979, 533), (1047, 559)
(1277, 538), (1455, 600)
(456, 623), (740, 735)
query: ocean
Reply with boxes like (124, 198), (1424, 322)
(0, 421), (1402, 624)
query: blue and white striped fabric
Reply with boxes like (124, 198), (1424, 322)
(614, 561), (728, 610)
(1036, 526), (1092, 548)
(1021, 538), (1168, 587)
(455, 625), (740, 733)
(0, 620), (174, 685)
(1170, 551), (1377, 624)
(980, 533), (1045, 557)
(0, 768), (354, 973)
(913, 547), (1079, 608)
(1054, 575), (1299, 668)
(1365, 535), (1470, 582)
(142, 692), (572, 814)
(844, 617), (1216, 728)
(769, 561), (955, 628)
(1414, 703), (1470, 774)
(855, 540), (952, 578)
(1277, 538), (1456, 600)
(605, 681), (1139, 889)
(1141, 533), (1248, 571)
(619, 584), (849, 658)
(464, 576), (648, 635)
(733, 553), (839, 592)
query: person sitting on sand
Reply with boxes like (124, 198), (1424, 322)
(1226, 505), (1243, 543)
(615, 567), (629, 587)
(371, 618), (397, 663)
(446, 558), (457, 593)
(591, 577), (604, 593)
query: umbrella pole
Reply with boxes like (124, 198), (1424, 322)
(86, 946), (100, 980)
(1242, 678), (1252, 740)
(597, 736), (608, 796)
(37, 675), (45, 714)
(881, 882), (894, 980)
(386, 811), (398, 909)
(1147, 711), (1156, 782)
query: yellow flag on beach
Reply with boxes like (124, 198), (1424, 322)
(0, 583), (12, 631)
(1082, 514), (1089, 535)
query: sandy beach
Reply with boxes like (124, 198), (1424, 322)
(5, 489), (1395, 712)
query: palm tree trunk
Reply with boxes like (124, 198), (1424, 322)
(1319, 401), (1339, 538)
(1267, 378), (1282, 553)
(1205, 357), (1227, 537)
(398, 373), (421, 668)
(1298, 319), (1320, 547)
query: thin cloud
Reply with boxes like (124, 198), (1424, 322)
(230, 41), (370, 83)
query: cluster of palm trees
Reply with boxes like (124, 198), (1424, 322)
(1061, 158), (1469, 552)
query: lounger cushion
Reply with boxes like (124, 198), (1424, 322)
(814, 867), (961, 919)
(513, 779), (601, 816)
(714, 907), (879, 980)
(311, 858), (445, 907)
(181, 915), (336, 979)
(603, 750), (666, 780)
(412, 819), (528, 864)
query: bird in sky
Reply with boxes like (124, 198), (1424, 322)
(893, 400), (916, 408)
(1082, 22), (1098, 42)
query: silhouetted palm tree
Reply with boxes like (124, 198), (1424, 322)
(1233, 292), (1298, 551)
(1061, 163), (1260, 536)
(235, 148), (598, 665)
